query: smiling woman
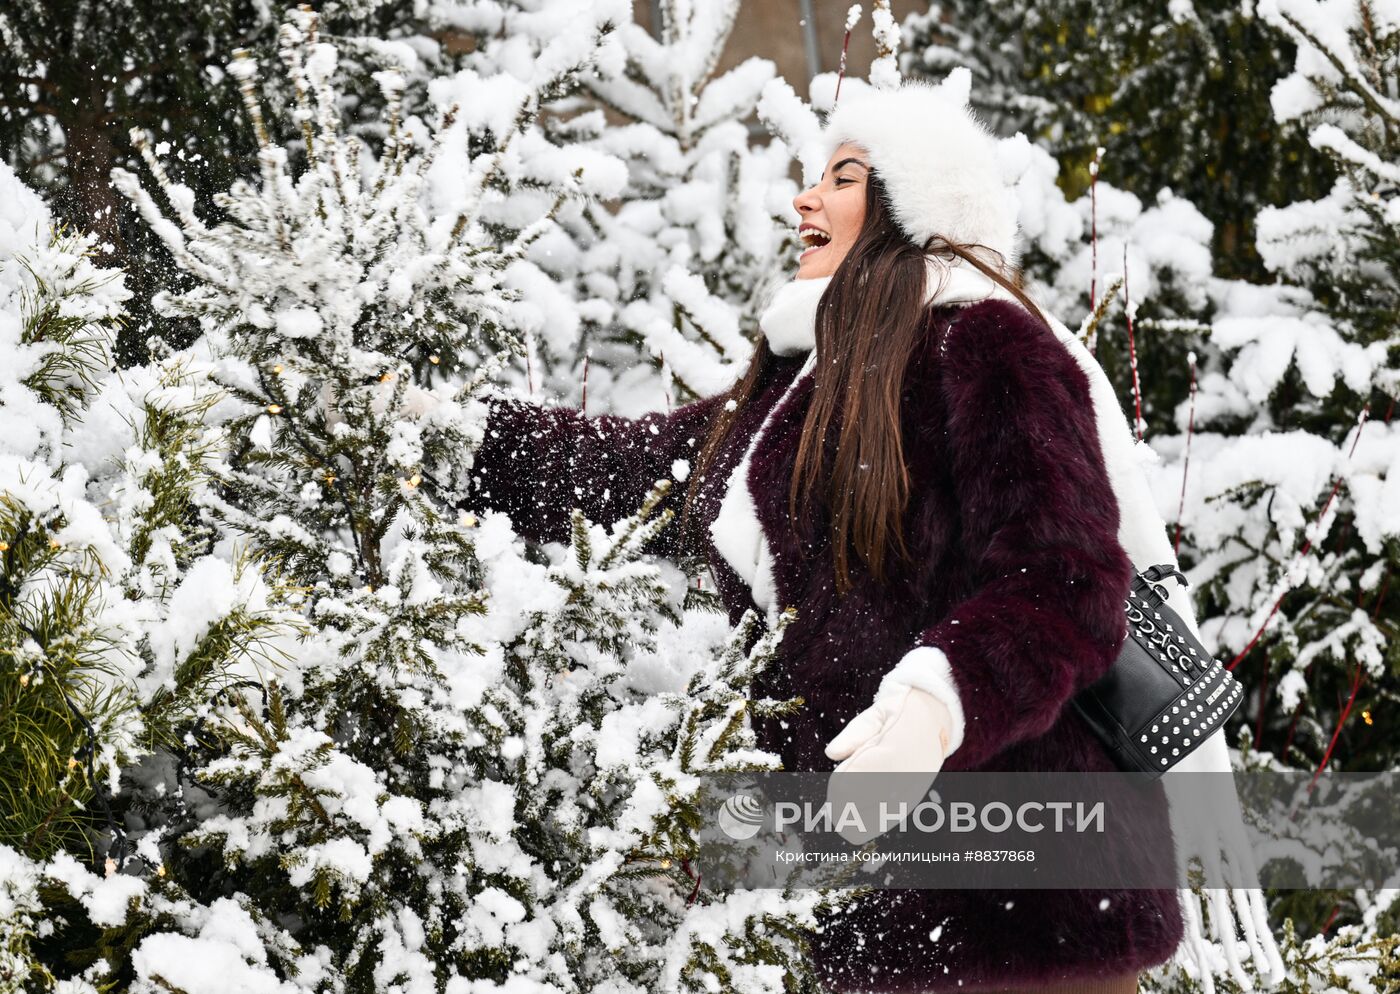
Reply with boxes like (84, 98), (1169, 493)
(795, 144), (872, 279)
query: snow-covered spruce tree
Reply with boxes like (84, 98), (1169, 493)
(575, 0), (800, 409)
(899, 0), (1338, 282)
(86, 11), (839, 992)
(0, 156), (292, 862)
(0, 160), (296, 992)
(0, 161), (140, 866)
(394, 0), (632, 409)
(1122, 0), (1400, 977)
(1154, 0), (1398, 776)
(1039, 0), (1400, 989)
(0, 0), (480, 365)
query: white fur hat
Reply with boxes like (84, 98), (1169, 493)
(821, 69), (1023, 269)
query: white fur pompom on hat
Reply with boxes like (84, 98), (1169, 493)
(821, 69), (1023, 269)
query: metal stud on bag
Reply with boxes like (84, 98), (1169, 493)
(1070, 564), (1245, 779)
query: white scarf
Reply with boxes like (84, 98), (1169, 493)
(711, 260), (1016, 618)
(714, 257), (1284, 991)
(755, 258), (1019, 357)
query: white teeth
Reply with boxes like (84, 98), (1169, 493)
(799, 228), (830, 248)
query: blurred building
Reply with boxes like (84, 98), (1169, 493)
(635, 0), (913, 98)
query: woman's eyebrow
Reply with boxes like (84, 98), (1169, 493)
(823, 157), (869, 178)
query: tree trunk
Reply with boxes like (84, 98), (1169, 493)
(59, 77), (126, 259)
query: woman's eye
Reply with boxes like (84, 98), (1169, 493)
(834, 178), (853, 186)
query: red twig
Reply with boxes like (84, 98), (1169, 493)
(660, 348), (672, 413)
(1228, 402), (1371, 672)
(1088, 147), (1103, 341)
(580, 349), (591, 416)
(681, 858), (703, 905)
(1309, 662), (1364, 790)
(1123, 245), (1143, 441)
(834, 27), (854, 104)
(1320, 903), (1341, 935)
(1173, 352), (1198, 559)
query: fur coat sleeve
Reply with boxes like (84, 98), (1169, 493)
(880, 299), (1137, 770)
(467, 389), (726, 558)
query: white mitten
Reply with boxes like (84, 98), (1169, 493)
(824, 685), (954, 774)
(824, 686), (957, 846)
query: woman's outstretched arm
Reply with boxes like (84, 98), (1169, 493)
(881, 300), (1135, 770)
(467, 389), (728, 558)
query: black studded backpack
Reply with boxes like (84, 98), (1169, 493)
(1071, 564), (1245, 778)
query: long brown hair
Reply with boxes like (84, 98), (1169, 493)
(680, 168), (1049, 597)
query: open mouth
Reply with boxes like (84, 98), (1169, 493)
(799, 225), (831, 259)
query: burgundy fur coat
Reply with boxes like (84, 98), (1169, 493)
(468, 298), (1185, 992)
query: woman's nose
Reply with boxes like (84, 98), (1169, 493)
(793, 186), (819, 215)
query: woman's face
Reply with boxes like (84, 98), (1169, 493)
(792, 142), (870, 280)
